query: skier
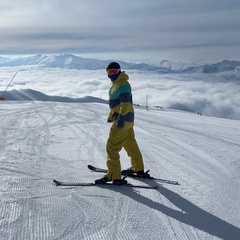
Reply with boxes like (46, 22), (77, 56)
(95, 62), (149, 185)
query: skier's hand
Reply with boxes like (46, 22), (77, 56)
(107, 118), (113, 123)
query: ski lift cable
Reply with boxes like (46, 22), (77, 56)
(1, 72), (18, 99)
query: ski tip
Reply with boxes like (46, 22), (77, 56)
(53, 179), (60, 186)
(87, 164), (94, 169)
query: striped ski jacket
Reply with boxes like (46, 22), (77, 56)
(108, 71), (134, 128)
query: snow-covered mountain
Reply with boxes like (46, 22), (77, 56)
(0, 54), (170, 73)
(1, 54), (239, 73)
(1, 100), (240, 239)
(182, 60), (240, 74)
(0, 54), (107, 70)
(202, 60), (240, 73)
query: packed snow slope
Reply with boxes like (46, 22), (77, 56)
(0, 101), (240, 240)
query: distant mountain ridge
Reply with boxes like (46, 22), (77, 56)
(0, 54), (239, 74)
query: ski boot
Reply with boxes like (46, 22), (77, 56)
(113, 178), (128, 185)
(121, 168), (151, 178)
(95, 176), (109, 184)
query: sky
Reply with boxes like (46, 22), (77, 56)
(1, 0), (240, 63)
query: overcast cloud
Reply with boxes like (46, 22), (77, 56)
(1, 0), (240, 62)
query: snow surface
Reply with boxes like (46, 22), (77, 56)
(0, 100), (240, 240)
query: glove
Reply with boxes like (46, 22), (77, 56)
(107, 118), (113, 123)
(107, 112), (118, 123)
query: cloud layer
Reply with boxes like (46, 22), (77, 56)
(1, 64), (239, 120)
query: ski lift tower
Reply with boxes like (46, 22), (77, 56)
(146, 94), (149, 110)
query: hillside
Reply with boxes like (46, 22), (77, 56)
(0, 100), (239, 239)
(0, 89), (108, 104)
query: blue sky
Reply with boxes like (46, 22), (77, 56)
(1, 0), (240, 63)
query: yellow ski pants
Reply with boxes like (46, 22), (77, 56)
(106, 122), (144, 181)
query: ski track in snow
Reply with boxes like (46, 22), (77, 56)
(0, 101), (240, 240)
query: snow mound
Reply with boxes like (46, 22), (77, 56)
(0, 89), (108, 103)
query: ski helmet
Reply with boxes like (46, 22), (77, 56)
(106, 62), (121, 71)
(106, 62), (121, 81)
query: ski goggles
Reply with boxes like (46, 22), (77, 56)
(107, 68), (120, 76)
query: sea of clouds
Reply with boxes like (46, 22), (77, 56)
(0, 64), (240, 120)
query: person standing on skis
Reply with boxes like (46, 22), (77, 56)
(95, 62), (149, 185)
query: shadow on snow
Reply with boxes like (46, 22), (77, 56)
(101, 184), (240, 240)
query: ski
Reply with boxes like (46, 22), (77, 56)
(88, 165), (179, 185)
(53, 179), (158, 189)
